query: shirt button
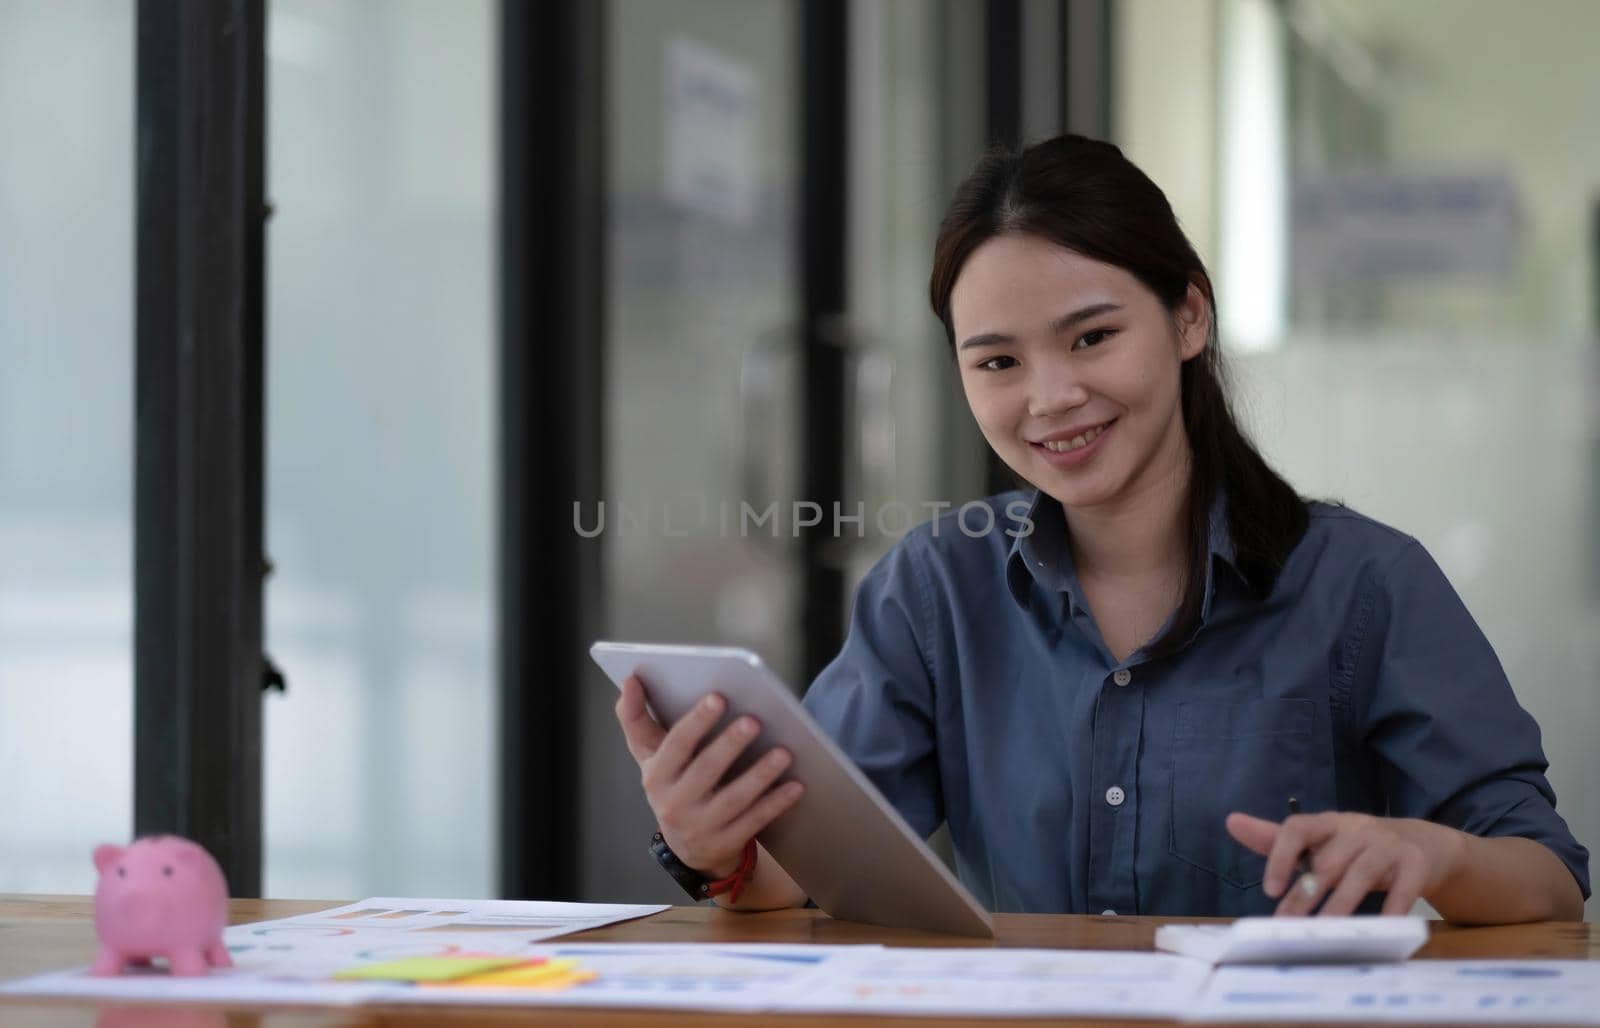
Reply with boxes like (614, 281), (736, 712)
(1112, 668), (1132, 687)
(1105, 785), (1126, 807)
(1101, 909), (1117, 916)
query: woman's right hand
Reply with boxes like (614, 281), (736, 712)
(614, 674), (806, 878)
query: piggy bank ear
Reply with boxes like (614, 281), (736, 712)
(93, 844), (124, 874)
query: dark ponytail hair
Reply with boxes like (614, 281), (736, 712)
(929, 135), (1308, 658)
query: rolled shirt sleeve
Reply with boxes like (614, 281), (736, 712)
(1356, 541), (1591, 899)
(803, 538), (944, 841)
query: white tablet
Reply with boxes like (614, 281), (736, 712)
(590, 640), (995, 938)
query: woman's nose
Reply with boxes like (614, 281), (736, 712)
(1026, 357), (1090, 419)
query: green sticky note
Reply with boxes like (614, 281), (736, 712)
(334, 955), (529, 982)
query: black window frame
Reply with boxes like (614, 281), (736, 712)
(134, 0), (269, 896)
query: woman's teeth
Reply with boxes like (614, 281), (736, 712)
(1041, 423), (1107, 452)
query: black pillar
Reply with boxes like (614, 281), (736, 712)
(134, 0), (268, 896)
(986, 0), (1023, 148)
(498, 0), (606, 900)
(800, 0), (851, 685)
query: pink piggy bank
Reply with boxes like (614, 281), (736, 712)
(90, 836), (233, 977)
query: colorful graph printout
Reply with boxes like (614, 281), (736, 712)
(774, 948), (1215, 1019)
(383, 944), (883, 1012)
(6, 898), (1599, 1022)
(1191, 961), (1600, 1023)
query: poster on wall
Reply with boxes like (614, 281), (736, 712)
(663, 36), (759, 226)
(1291, 171), (1521, 281)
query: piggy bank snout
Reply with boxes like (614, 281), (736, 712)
(99, 891), (171, 936)
(98, 870), (219, 923)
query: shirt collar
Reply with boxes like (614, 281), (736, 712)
(1005, 491), (1077, 616)
(1005, 489), (1240, 623)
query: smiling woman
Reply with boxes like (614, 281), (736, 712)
(929, 136), (1307, 663)
(949, 235), (1209, 657)
(613, 134), (1590, 925)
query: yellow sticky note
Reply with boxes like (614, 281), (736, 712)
(333, 955), (529, 982)
(531, 969), (598, 991)
(446, 958), (591, 989)
(494, 968), (597, 992)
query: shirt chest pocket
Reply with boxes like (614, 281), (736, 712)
(1168, 698), (1314, 889)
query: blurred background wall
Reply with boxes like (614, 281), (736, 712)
(1120, 0), (1600, 921)
(263, 0), (497, 899)
(2, 0), (1595, 917)
(0, 0), (134, 892)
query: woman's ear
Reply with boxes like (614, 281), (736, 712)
(1174, 283), (1211, 360)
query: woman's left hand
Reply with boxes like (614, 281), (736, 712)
(1225, 810), (1464, 916)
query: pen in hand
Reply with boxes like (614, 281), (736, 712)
(1286, 797), (1320, 902)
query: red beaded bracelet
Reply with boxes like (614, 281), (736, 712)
(701, 839), (758, 903)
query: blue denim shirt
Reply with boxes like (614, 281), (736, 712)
(802, 491), (1591, 916)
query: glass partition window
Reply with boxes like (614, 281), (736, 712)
(583, 0), (803, 903)
(0, 0), (135, 893)
(846, 0), (990, 585)
(1119, 0), (1600, 916)
(265, 0), (497, 899)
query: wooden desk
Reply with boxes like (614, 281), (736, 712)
(1, 895), (1594, 1027)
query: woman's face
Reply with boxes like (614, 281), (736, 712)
(949, 232), (1208, 513)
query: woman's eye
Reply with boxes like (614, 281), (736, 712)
(976, 355), (1017, 372)
(1072, 329), (1115, 350)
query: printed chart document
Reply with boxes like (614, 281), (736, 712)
(398, 943), (881, 1012)
(1191, 960), (1600, 1023)
(8, 899), (1599, 1022)
(1155, 916), (1428, 965)
(0, 897), (669, 1006)
(772, 948), (1213, 1019)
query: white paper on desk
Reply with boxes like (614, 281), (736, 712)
(237, 896), (670, 943)
(1191, 960), (1600, 1023)
(0, 896), (669, 1004)
(219, 896), (669, 978)
(769, 947), (1213, 1019)
(394, 943), (882, 1012)
(0, 966), (388, 1007)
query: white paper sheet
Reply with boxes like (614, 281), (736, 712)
(218, 896), (670, 978)
(9, 900), (1598, 1023)
(0, 943), (877, 1014)
(0, 966), (389, 1007)
(1192, 960), (1600, 1023)
(770, 948), (1214, 1019)
(0, 896), (669, 1005)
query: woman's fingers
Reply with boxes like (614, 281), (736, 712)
(614, 675), (667, 764)
(1225, 812), (1279, 856)
(1269, 817), (1430, 917)
(1318, 847), (1391, 916)
(662, 751), (799, 875)
(1274, 829), (1365, 916)
(674, 715), (763, 802)
(642, 692), (727, 789)
(1381, 847), (1429, 916)
(614, 681), (799, 880)
(1261, 813), (1337, 899)
(703, 745), (794, 826)
(720, 780), (806, 850)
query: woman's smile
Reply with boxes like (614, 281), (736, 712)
(1031, 418), (1116, 468)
